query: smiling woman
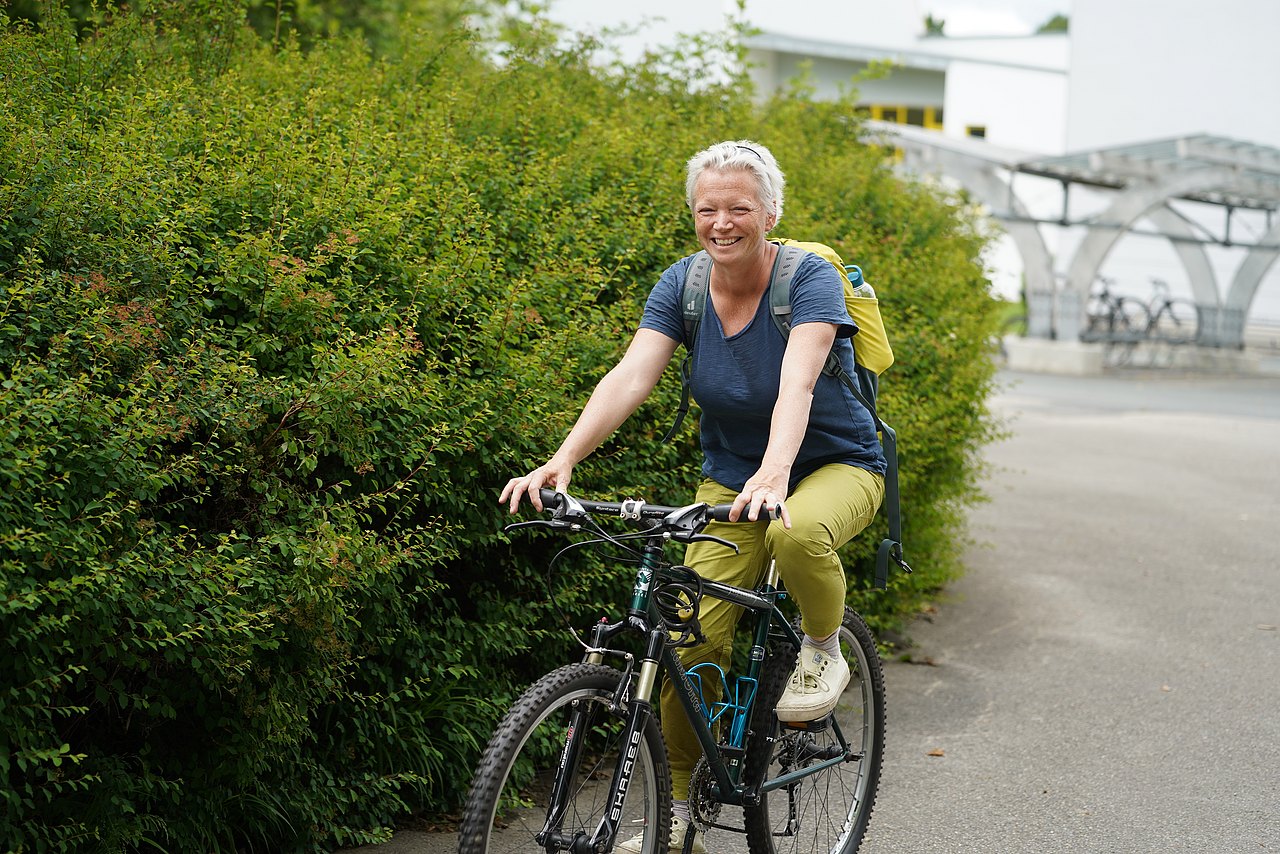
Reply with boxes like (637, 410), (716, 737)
(501, 139), (889, 850)
(689, 170), (777, 333)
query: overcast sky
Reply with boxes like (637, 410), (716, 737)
(918, 0), (1070, 35)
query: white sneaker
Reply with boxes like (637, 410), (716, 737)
(614, 815), (706, 854)
(775, 642), (851, 722)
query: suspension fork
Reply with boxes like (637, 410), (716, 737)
(538, 688), (602, 849)
(544, 544), (670, 853)
(538, 640), (664, 852)
(587, 626), (667, 851)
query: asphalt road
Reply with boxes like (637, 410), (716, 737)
(353, 368), (1280, 854)
(858, 370), (1280, 853)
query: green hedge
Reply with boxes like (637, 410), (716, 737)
(0, 4), (1000, 850)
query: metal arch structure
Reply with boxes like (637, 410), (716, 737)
(1057, 167), (1236, 341)
(1145, 205), (1219, 310)
(1220, 217), (1280, 348)
(889, 131), (1057, 336)
(870, 122), (1059, 337)
(864, 123), (1280, 348)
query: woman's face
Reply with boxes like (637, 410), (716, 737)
(691, 168), (776, 265)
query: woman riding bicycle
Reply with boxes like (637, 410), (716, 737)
(500, 139), (886, 853)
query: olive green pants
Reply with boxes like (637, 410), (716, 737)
(661, 463), (884, 801)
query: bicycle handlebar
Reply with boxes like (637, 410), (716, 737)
(510, 488), (778, 553)
(536, 488), (776, 524)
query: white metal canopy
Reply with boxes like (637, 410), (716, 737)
(1019, 135), (1280, 212)
(867, 122), (1280, 346)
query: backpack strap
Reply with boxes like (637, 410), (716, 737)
(770, 244), (910, 588)
(766, 243), (807, 339)
(682, 251), (714, 344)
(659, 251), (713, 443)
(769, 244), (859, 385)
(823, 363), (910, 588)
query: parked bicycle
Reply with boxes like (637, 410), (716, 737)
(1083, 276), (1151, 343)
(1082, 276), (1152, 365)
(459, 488), (886, 854)
(1144, 278), (1199, 345)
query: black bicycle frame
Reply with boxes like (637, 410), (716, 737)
(540, 538), (859, 852)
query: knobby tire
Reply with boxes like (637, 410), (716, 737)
(458, 663), (672, 854)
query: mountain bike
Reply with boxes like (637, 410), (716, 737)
(458, 488), (886, 854)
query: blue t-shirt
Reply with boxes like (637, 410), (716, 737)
(640, 250), (887, 491)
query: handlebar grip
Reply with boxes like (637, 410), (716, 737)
(710, 504), (735, 523)
(709, 503), (781, 523)
(537, 488), (565, 510)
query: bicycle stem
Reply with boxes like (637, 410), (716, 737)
(626, 541), (665, 615)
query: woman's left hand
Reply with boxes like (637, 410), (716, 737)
(730, 468), (792, 528)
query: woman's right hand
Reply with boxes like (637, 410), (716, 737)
(499, 459), (574, 514)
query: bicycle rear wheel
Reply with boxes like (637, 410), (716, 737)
(743, 608), (886, 854)
(458, 663), (671, 854)
(1151, 299), (1199, 344)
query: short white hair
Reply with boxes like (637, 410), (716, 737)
(685, 139), (785, 226)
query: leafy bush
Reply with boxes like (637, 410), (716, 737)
(0, 3), (999, 850)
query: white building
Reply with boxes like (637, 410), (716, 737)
(536, 0), (1280, 361)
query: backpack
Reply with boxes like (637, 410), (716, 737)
(662, 239), (911, 589)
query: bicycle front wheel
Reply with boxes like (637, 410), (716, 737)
(743, 608), (886, 854)
(458, 663), (672, 854)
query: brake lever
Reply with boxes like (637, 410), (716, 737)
(503, 519), (579, 534)
(671, 532), (740, 553)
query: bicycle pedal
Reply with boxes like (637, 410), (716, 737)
(779, 713), (834, 732)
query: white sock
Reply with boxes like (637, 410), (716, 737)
(672, 800), (691, 824)
(805, 631), (840, 658)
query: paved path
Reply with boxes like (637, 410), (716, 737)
(354, 369), (1280, 854)
(860, 370), (1280, 853)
